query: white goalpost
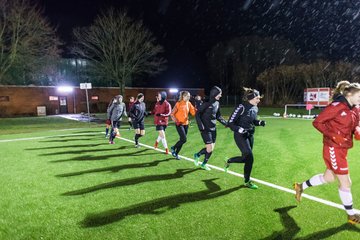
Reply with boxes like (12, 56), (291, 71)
(282, 87), (331, 119)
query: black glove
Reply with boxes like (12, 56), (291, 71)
(238, 127), (249, 138)
(259, 120), (266, 127)
(156, 113), (161, 116)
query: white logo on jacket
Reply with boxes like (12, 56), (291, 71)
(340, 111), (347, 116)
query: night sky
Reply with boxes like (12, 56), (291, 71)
(36, 0), (360, 89)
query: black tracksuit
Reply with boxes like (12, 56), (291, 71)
(227, 102), (264, 182)
(195, 86), (227, 165)
(129, 100), (147, 145)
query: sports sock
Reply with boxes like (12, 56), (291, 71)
(302, 174), (326, 190)
(339, 187), (355, 215)
(202, 151), (213, 165)
(198, 148), (207, 156)
(157, 136), (162, 143)
(161, 137), (168, 149)
(105, 128), (109, 136)
(135, 134), (141, 144)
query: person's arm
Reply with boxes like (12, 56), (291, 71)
(107, 103), (114, 120)
(313, 103), (347, 145)
(253, 119), (266, 127)
(170, 103), (179, 123)
(195, 102), (210, 131)
(164, 102), (172, 116)
(122, 103), (127, 118)
(129, 103), (137, 119)
(189, 102), (197, 116)
(228, 104), (245, 132)
(216, 108), (228, 127)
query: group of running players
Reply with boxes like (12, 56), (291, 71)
(106, 81), (360, 224)
(106, 86), (265, 190)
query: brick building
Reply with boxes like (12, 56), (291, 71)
(0, 85), (204, 117)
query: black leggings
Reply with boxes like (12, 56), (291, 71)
(227, 132), (254, 182)
(173, 125), (188, 154)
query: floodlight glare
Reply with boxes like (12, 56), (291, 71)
(169, 88), (178, 93)
(57, 86), (73, 92)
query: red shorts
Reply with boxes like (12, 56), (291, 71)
(323, 145), (349, 175)
(105, 119), (111, 125)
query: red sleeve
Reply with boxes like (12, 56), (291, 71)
(164, 102), (172, 116)
(313, 103), (342, 138)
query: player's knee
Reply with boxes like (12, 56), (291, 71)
(323, 174), (335, 183)
(243, 152), (253, 161)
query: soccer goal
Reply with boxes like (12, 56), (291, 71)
(283, 87), (331, 119)
(283, 104), (316, 119)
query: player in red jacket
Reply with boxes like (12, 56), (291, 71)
(294, 81), (360, 224)
(153, 91), (172, 154)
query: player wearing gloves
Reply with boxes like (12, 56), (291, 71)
(153, 91), (172, 154)
(107, 95), (127, 144)
(129, 93), (147, 148)
(223, 87), (265, 189)
(193, 86), (228, 170)
(170, 91), (196, 160)
(294, 81), (360, 224)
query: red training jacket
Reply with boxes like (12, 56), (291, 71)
(153, 100), (172, 126)
(313, 100), (359, 149)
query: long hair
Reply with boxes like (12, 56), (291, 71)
(178, 91), (190, 102)
(107, 97), (115, 108)
(342, 82), (360, 97)
(332, 80), (350, 100)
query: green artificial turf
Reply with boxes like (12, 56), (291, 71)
(1, 112), (360, 239)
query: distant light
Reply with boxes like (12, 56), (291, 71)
(169, 88), (178, 93)
(57, 86), (73, 93)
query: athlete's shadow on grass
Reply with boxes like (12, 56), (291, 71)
(81, 178), (244, 228)
(57, 158), (172, 177)
(26, 143), (108, 151)
(40, 133), (100, 142)
(63, 167), (198, 196)
(51, 148), (158, 163)
(39, 145), (128, 156)
(41, 138), (99, 143)
(261, 206), (300, 240)
(262, 206), (360, 240)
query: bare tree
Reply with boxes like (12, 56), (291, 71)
(72, 8), (167, 95)
(257, 60), (360, 105)
(0, 0), (61, 84)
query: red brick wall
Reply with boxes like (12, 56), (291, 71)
(0, 85), (204, 117)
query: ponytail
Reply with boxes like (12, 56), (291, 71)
(332, 80), (350, 100)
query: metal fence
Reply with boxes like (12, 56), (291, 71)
(219, 95), (243, 106)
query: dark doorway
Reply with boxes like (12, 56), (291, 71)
(59, 96), (68, 114)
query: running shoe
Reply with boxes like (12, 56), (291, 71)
(200, 164), (211, 171)
(193, 153), (200, 166)
(171, 146), (177, 157)
(224, 159), (230, 173)
(348, 214), (360, 224)
(245, 181), (258, 189)
(293, 182), (303, 202)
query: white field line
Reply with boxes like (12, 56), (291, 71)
(117, 135), (360, 214)
(1, 131), (358, 213)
